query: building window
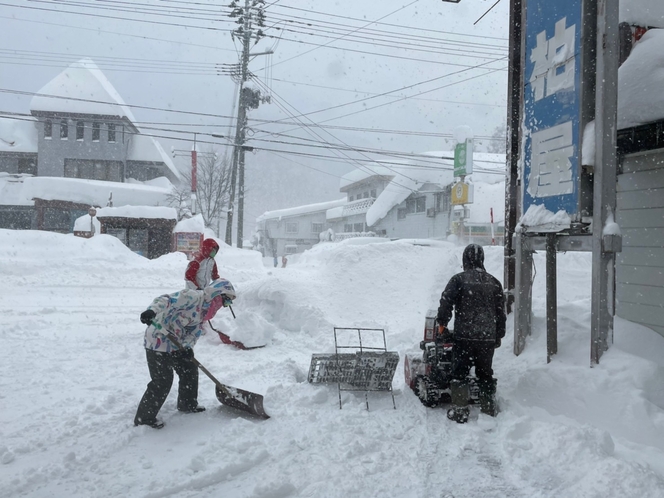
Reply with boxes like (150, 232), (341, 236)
(64, 159), (121, 182)
(349, 195), (354, 202)
(437, 189), (451, 213)
(363, 191), (369, 199)
(312, 222), (324, 233)
(44, 119), (52, 139)
(285, 222), (298, 234)
(76, 121), (84, 141)
(285, 245), (298, 255)
(18, 157), (37, 176)
(108, 123), (116, 143)
(353, 222), (364, 232)
(406, 199), (416, 214)
(43, 208), (71, 231)
(416, 197), (426, 213)
(397, 208), (407, 220)
(370, 189), (376, 198)
(344, 224), (353, 232)
(92, 122), (100, 141)
(60, 120), (68, 139)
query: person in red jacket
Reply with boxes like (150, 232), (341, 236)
(185, 239), (220, 290)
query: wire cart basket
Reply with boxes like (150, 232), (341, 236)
(307, 327), (399, 410)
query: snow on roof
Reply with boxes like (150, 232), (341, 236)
(365, 151), (506, 226)
(0, 174), (173, 207)
(174, 214), (206, 233)
(30, 59), (138, 122)
(620, 0), (664, 27)
(0, 116), (38, 153)
(96, 205), (177, 220)
(617, 28), (664, 129)
(128, 134), (182, 181)
(257, 198), (347, 222)
(340, 165), (394, 191)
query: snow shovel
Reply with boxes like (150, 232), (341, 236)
(166, 334), (270, 419)
(207, 320), (266, 350)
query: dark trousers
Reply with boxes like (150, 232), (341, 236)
(451, 339), (495, 382)
(134, 348), (199, 425)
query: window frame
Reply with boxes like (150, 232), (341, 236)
(107, 123), (116, 143)
(285, 221), (299, 234)
(44, 119), (52, 139)
(76, 121), (84, 141)
(311, 222), (324, 233)
(92, 122), (100, 142)
(60, 120), (68, 140)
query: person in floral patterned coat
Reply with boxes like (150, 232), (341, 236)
(134, 278), (236, 429)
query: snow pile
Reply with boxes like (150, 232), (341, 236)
(174, 213), (206, 233)
(96, 205), (177, 219)
(1, 230), (664, 497)
(517, 204), (572, 232)
(0, 116), (37, 153)
(618, 29), (664, 129)
(256, 198), (346, 222)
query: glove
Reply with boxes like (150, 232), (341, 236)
(437, 324), (446, 336)
(140, 310), (156, 325)
(222, 296), (233, 308)
(495, 338), (502, 349)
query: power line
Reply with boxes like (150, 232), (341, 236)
(253, 56), (507, 133)
(270, 4), (509, 41)
(264, 0), (421, 70)
(0, 14), (239, 52)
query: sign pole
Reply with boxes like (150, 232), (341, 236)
(590, 0), (620, 365)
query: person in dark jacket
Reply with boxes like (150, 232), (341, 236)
(437, 244), (506, 423)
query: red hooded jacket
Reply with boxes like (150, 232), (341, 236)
(185, 238), (220, 290)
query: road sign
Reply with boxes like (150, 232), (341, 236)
(522, 0), (582, 221)
(454, 139), (474, 177)
(451, 181), (473, 205)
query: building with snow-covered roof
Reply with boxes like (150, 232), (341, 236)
(255, 198), (347, 257)
(0, 58), (182, 236)
(255, 152), (507, 254)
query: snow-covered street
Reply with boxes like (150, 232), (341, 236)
(1, 230), (664, 497)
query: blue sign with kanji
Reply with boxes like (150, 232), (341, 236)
(523, 0), (582, 219)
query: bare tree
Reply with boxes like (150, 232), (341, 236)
(487, 124), (507, 154)
(165, 183), (192, 221)
(166, 148), (233, 230)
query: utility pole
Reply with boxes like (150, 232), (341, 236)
(225, 0), (269, 247)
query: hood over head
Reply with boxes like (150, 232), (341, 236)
(462, 244), (485, 271)
(203, 278), (236, 304)
(200, 238), (220, 258)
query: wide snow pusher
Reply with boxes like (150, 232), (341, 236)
(404, 310), (479, 408)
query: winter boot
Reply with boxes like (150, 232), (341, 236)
(447, 379), (470, 424)
(477, 378), (498, 416)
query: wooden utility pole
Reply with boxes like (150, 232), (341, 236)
(225, 0), (269, 247)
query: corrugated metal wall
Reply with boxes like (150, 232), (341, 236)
(616, 149), (664, 337)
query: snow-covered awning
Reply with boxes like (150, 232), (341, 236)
(95, 205), (177, 220)
(0, 174), (173, 207)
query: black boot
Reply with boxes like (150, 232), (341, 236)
(178, 406), (206, 414)
(134, 418), (165, 429)
(477, 378), (498, 416)
(447, 379), (470, 424)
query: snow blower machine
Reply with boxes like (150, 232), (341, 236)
(404, 310), (479, 408)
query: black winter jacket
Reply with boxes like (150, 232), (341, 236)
(437, 267), (506, 344)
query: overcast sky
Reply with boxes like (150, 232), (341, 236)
(0, 0), (509, 237)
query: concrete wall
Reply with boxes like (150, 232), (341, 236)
(36, 117), (129, 177)
(616, 148), (664, 338)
